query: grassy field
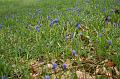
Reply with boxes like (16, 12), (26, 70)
(0, 0), (120, 79)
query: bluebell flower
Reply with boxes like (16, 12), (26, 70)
(35, 25), (40, 32)
(102, 8), (106, 12)
(62, 64), (67, 70)
(47, 16), (50, 19)
(44, 75), (50, 79)
(52, 63), (57, 69)
(108, 40), (112, 45)
(5, 15), (8, 19)
(95, 4), (99, 8)
(12, 15), (14, 19)
(99, 33), (103, 37)
(76, 23), (81, 29)
(72, 50), (77, 55)
(0, 24), (2, 30)
(50, 18), (58, 26)
(66, 36), (69, 40)
(50, 22), (53, 27)
(53, 18), (58, 23)
(37, 22), (42, 27)
(40, 24), (42, 27)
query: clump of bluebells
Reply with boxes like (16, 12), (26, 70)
(44, 75), (50, 79)
(35, 25), (40, 32)
(38, 21), (42, 27)
(50, 18), (59, 26)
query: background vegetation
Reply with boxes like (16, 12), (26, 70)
(0, 0), (120, 79)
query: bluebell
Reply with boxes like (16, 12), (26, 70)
(35, 25), (40, 32)
(52, 63), (57, 69)
(108, 40), (112, 45)
(44, 75), (50, 79)
(62, 64), (67, 70)
(72, 50), (77, 55)
(50, 18), (58, 26)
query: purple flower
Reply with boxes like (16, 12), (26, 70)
(40, 24), (42, 27)
(102, 8), (106, 12)
(95, 4), (99, 8)
(108, 40), (112, 45)
(99, 33), (103, 37)
(50, 18), (59, 26)
(76, 23), (81, 29)
(52, 63), (57, 69)
(66, 36), (69, 40)
(0, 24), (2, 30)
(62, 64), (67, 70)
(50, 22), (53, 27)
(47, 16), (50, 19)
(72, 50), (77, 55)
(44, 75), (50, 79)
(12, 15), (14, 19)
(35, 25), (40, 32)
(53, 18), (59, 23)
(38, 22), (42, 27)
(5, 15), (8, 19)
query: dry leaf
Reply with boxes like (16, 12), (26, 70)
(47, 63), (52, 69)
(114, 67), (120, 75)
(61, 75), (65, 79)
(106, 60), (114, 67)
(76, 70), (95, 79)
(30, 73), (39, 79)
(66, 59), (71, 66)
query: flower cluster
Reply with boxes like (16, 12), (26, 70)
(50, 18), (59, 26)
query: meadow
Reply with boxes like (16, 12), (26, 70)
(0, 0), (120, 79)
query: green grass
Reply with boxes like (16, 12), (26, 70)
(0, 0), (120, 79)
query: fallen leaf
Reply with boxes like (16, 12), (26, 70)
(105, 60), (114, 67)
